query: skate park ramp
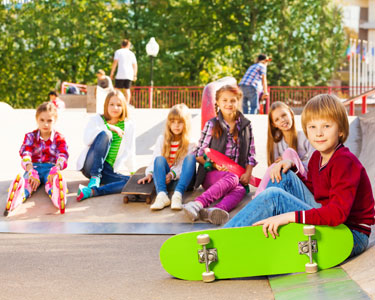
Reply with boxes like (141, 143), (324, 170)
(0, 105), (374, 298)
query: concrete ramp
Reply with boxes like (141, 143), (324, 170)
(0, 108), (374, 299)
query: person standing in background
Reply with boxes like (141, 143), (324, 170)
(110, 39), (138, 103)
(239, 54), (271, 114)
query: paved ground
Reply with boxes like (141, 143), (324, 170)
(0, 104), (374, 299)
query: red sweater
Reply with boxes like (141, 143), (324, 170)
(295, 145), (375, 236)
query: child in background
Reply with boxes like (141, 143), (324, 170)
(225, 94), (374, 257)
(76, 90), (135, 201)
(48, 91), (66, 111)
(255, 101), (314, 196)
(5, 102), (69, 215)
(183, 85), (257, 225)
(138, 104), (196, 211)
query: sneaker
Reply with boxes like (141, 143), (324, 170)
(171, 192), (183, 210)
(183, 201), (202, 222)
(88, 176), (100, 188)
(50, 172), (68, 214)
(4, 174), (25, 216)
(150, 192), (171, 210)
(199, 207), (229, 225)
(77, 184), (93, 202)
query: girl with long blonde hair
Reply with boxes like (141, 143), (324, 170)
(255, 101), (314, 196)
(138, 103), (196, 211)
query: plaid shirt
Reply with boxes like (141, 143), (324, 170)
(194, 118), (257, 167)
(19, 129), (69, 170)
(239, 62), (266, 91)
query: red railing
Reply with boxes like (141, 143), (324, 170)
(59, 83), (374, 115)
(342, 88), (375, 116)
(131, 86), (203, 108)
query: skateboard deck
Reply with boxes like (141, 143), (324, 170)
(201, 77), (237, 129)
(121, 167), (155, 204)
(160, 223), (353, 282)
(205, 148), (261, 187)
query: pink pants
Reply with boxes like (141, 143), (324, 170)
(195, 170), (246, 212)
(254, 148), (307, 197)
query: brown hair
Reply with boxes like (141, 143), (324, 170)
(162, 104), (192, 165)
(103, 90), (128, 121)
(301, 94), (349, 144)
(266, 102), (298, 166)
(212, 85), (243, 140)
(121, 39), (130, 47)
(36, 102), (58, 120)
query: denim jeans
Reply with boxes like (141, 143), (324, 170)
(240, 85), (259, 114)
(82, 130), (129, 196)
(153, 154), (196, 194)
(225, 171), (368, 257)
(82, 131), (111, 179)
(24, 162), (54, 198)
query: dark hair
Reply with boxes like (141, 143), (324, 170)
(48, 91), (57, 97)
(121, 39), (130, 47)
(257, 54), (270, 62)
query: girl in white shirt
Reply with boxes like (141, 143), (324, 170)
(255, 101), (314, 196)
(138, 104), (196, 211)
(76, 90), (135, 201)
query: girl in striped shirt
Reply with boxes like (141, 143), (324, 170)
(76, 90), (135, 201)
(138, 104), (196, 211)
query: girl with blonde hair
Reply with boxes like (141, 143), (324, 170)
(76, 90), (135, 201)
(255, 101), (314, 196)
(138, 103), (196, 210)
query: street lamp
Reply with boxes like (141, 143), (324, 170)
(146, 37), (159, 108)
(146, 37), (159, 87)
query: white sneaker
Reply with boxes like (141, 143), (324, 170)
(171, 192), (183, 210)
(150, 192), (171, 210)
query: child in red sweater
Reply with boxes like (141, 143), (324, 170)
(225, 94), (374, 257)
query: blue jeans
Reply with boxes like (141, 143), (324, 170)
(224, 171), (368, 257)
(153, 154), (196, 194)
(240, 85), (259, 114)
(82, 131), (129, 196)
(24, 162), (54, 198)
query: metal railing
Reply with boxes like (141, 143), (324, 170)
(60, 83), (374, 115)
(343, 88), (375, 116)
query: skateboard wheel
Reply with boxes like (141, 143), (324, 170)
(202, 271), (215, 282)
(146, 196), (151, 204)
(123, 196), (129, 204)
(303, 225), (315, 236)
(305, 262), (318, 273)
(197, 234), (210, 245)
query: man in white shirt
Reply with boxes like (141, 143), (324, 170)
(110, 39), (138, 103)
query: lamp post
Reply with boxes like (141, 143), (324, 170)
(146, 37), (159, 108)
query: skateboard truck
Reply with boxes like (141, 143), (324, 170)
(197, 234), (217, 282)
(299, 225), (318, 273)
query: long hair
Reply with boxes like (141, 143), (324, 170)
(103, 90), (128, 122)
(162, 103), (192, 165)
(212, 85), (243, 140)
(267, 101), (298, 166)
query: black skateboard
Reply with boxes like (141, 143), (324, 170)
(121, 167), (155, 204)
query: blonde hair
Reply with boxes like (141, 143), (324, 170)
(212, 85), (243, 139)
(36, 102), (58, 120)
(162, 104), (192, 165)
(103, 90), (128, 121)
(267, 102), (298, 166)
(301, 94), (349, 144)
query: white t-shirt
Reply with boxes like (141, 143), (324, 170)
(114, 48), (137, 80)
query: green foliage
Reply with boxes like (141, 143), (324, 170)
(0, 0), (346, 107)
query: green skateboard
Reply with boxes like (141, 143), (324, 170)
(160, 223), (353, 282)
